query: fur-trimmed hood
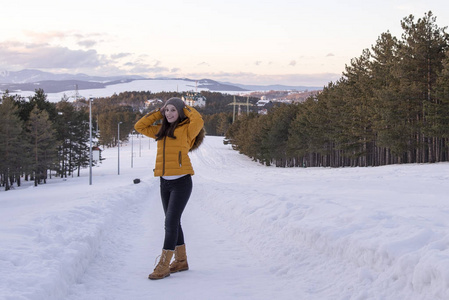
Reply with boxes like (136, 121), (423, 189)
(190, 127), (205, 152)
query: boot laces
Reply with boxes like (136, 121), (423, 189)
(153, 254), (161, 267)
(153, 251), (169, 268)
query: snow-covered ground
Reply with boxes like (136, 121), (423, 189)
(1, 136), (449, 300)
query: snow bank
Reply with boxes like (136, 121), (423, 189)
(191, 137), (449, 299)
(0, 139), (157, 300)
(0, 180), (152, 300)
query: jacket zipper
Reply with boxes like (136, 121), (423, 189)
(162, 137), (166, 175)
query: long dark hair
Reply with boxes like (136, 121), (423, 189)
(155, 116), (180, 140)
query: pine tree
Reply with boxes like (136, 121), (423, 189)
(54, 100), (90, 177)
(0, 96), (25, 190)
(370, 31), (402, 164)
(433, 53), (449, 161)
(341, 49), (377, 166)
(263, 104), (299, 167)
(26, 106), (59, 186)
(397, 11), (449, 162)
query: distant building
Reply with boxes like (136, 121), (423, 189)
(182, 92), (206, 107)
(256, 97), (274, 114)
(145, 98), (163, 108)
(72, 99), (88, 111)
(256, 99), (271, 107)
(92, 146), (102, 162)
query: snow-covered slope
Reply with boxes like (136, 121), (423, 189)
(2, 79), (210, 102)
(1, 136), (448, 299)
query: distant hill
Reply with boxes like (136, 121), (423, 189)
(0, 69), (144, 84)
(0, 69), (322, 97)
(222, 82), (323, 92)
(196, 79), (247, 92)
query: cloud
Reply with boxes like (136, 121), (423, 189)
(23, 30), (106, 46)
(0, 35), (341, 86)
(111, 52), (132, 59)
(78, 39), (97, 48)
(122, 59), (169, 75)
(0, 41), (107, 69)
(255, 61), (262, 66)
(326, 53), (335, 57)
(23, 30), (67, 43)
(0, 39), (159, 77)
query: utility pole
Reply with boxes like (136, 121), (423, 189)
(89, 97), (93, 185)
(232, 96), (236, 123)
(131, 131), (134, 168)
(118, 122), (122, 175)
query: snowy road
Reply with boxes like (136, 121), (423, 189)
(1, 136), (449, 299)
(61, 181), (290, 299)
(64, 139), (304, 300)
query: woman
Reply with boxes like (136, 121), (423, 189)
(134, 97), (204, 280)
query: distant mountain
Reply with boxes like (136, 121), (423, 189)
(0, 69), (144, 84)
(0, 78), (246, 94)
(197, 79), (247, 92)
(220, 81), (322, 91)
(0, 69), (321, 94)
(0, 70), (247, 93)
(1, 80), (111, 93)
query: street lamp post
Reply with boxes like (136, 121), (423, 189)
(131, 131), (134, 168)
(118, 121), (122, 175)
(89, 97), (93, 185)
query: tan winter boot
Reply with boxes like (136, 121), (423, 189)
(148, 249), (174, 280)
(169, 244), (189, 273)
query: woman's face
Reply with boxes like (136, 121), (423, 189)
(164, 104), (179, 123)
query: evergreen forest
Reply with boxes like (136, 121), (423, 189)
(226, 12), (449, 167)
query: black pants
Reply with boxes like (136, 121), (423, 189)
(160, 175), (192, 250)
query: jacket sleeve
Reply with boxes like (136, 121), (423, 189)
(134, 109), (163, 139)
(184, 105), (204, 142)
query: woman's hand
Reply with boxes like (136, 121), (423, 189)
(159, 104), (166, 116)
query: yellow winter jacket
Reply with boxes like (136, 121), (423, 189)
(134, 105), (204, 177)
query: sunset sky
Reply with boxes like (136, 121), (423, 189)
(1, 0), (449, 86)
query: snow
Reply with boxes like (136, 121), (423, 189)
(5, 79), (208, 103)
(1, 136), (449, 300)
(3, 79), (243, 103)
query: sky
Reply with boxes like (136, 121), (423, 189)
(1, 0), (449, 86)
